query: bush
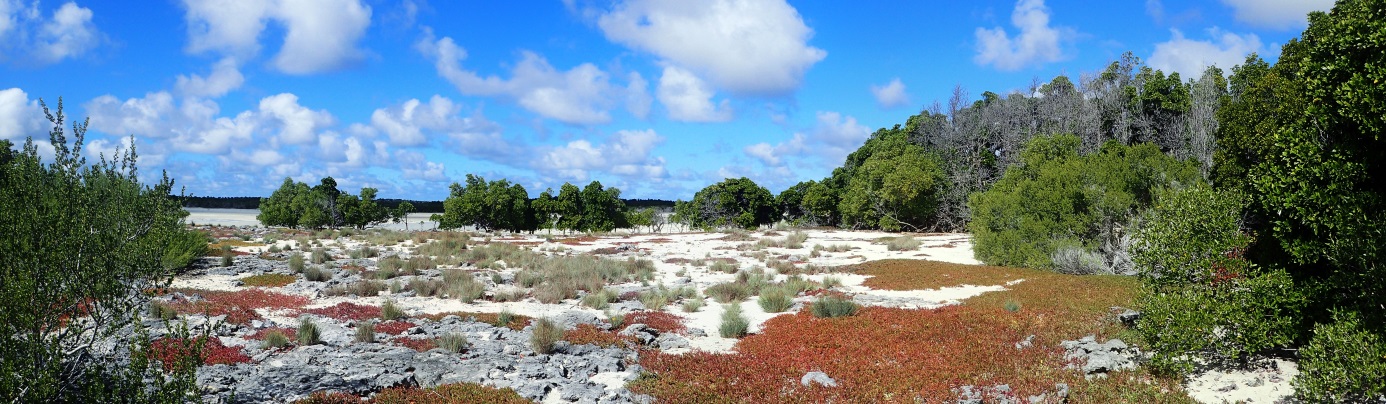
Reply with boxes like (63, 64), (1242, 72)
(262, 330), (290, 349)
(682, 299), (704, 313)
(497, 310), (516, 329)
(582, 288), (618, 310)
(354, 321), (375, 343)
(530, 318), (564, 354)
(674, 177), (779, 230)
(240, 273), (296, 287)
(821, 275), (843, 289)
(710, 260), (737, 274)
(407, 278), (442, 297)
(883, 236), (921, 251)
(311, 248), (329, 264)
(718, 304), (749, 338)
(304, 266), (331, 282)
(638, 290), (671, 311)
(1049, 245), (1107, 275)
(289, 254), (305, 272)
(706, 282), (753, 304)
(380, 300), (405, 320)
(443, 270), (485, 303)
(148, 300), (177, 320)
(969, 134), (1199, 270)
(438, 333), (470, 353)
(297, 318), (321, 346)
(811, 295), (860, 318)
(757, 286), (794, 313)
(1294, 313), (1386, 402)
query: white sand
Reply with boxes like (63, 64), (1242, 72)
(1184, 358), (1298, 404)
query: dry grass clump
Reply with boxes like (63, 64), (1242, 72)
(380, 299), (405, 320)
(311, 247), (330, 264)
(875, 236), (922, 251)
(582, 288), (619, 309)
(516, 254), (657, 304)
(354, 320), (376, 343)
(322, 280), (386, 297)
(415, 236), (469, 263)
(404, 255), (435, 272)
(288, 253), (305, 272)
(490, 286), (526, 302)
(706, 282), (754, 304)
(356, 229), (408, 246)
(530, 318), (565, 354)
(710, 260), (738, 274)
(418, 311), (531, 330)
(349, 245), (379, 259)
(406, 278), (443, 297)
(442, 269), (485, 303)
(303, 265), (331, 282)
(240, 273), (295, 287)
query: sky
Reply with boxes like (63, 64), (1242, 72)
(0, 0), (1334, 201)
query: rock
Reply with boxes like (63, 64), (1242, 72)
(1217, 383), (1238, 392)
(1246, 377), (1264, 387)
(655, 333), (690, 350)
(1015, 334), (1035, 350)
(620, 324), (658, 345)
(685, 327), (708, 338)
(553, 311), (602, 330)
(800, 371), (838, 388)
(1113, 307), (1141, 325)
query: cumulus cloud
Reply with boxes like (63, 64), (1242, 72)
(1219, 0), (1332, 30)
(0, 88), (48, 140)
(1150, 28), (1263, 79)
(974, 0), (1071, 71)
(596, 0), (826, 96)
(657, 65), (732, 122)
(417, 33), (627, 125)
(625, 71), (652, 119)
(258, 93), (334, 145)
(535, 129), (667, 181)
(176, 57), (245, 98)
(84, 91), (337, 154)
(871, 78), (910, 109)
(743, 111), (869, 167)
(0, 1), (101, 65)
(180, 0), (371, 74)
(369, 95), (501, 148)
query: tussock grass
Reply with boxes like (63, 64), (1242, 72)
(718, 304), (749, 338)
(323, 280), (385, 297)
(311, 247), (329, 264)
(380, 300), (405, 320)
(582, 288), (618, 310)
(530, 318), (564, 354)
(810, 295), (859, 318)
(262, 330), (290, 349)
(442, 269), (485, 303)
(288, 253), (305, 272)
(877, 236), (921, 251)
(297, 318), (320, 345)
(757, 286), (795, 313)
(354, 320), (376, 343)
(439, 333), (469, 353)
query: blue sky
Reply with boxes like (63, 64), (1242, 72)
(0, 0), (1332, 201)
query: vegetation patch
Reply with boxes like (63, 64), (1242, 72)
(418, 311), (531, 330)
(150, 337), (251, 372)
(626, 311), (687, 335)
(239, 273), (296, 287)
(299, 382), (529, 404)
(850, 259), (1030, 290)
(565, 324), (636, 348)
(299, 302), (382, 321)
(168, 288), (311, 324)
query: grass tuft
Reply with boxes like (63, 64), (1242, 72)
(530, 318), (565, 354)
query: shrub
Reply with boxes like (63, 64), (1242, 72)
(323, 280), (385, 297)
(496, 310), (516, 329)
(262, 330), (291, 349)
(443, 270), (486, 303)
(289, 253), (305, 272)
(311, 247), (329, 264)
(969, 134), (1199, 269)
(406, 278), (442, 297)
(582, 288), (618, 310)
(491, 286), (526, 302)
(530, 318), (564, 354)
(637, 290), (671, 311)
(821, 275), (843, 289)
(710, 260), (738, 274)
(148, 300), (177, 320)
(438, 333), (470, 353)
(404, 255), (435, 273)
(380, 300), (405, 320)
(354, 321), (375, 343)
(1294, 313), (1386, 402)
(682, 299), (704, 313)
(811, 295), (860, 318)
(784, 231), (808, 249)
(706, 282), (753, 304)
(719, 304), (749, 338)
(882, 236), (921, 251)
(757, 286), (795, 313)
(303, 266), (331, 282)
(1049, 245), (1107, 275)
(533, 282), (576, 304)
(297, 318), (321, 345)
(220, 254), (234, 267)
(240, 273), (296, 287)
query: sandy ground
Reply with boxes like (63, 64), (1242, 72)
(170, 222), (1300, 403)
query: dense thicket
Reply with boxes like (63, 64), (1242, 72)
(440, 177), (631, 233)
(257, 177), (396, 229)
(0, 101), (204, 401)
(673, 177), (778, 230)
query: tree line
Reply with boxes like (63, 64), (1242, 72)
(256, 177), (415, 230)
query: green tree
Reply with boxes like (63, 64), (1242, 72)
(257, 178), (306, 227)
(838, 134), (945, 231)
(676, 177), (778, 230)
(555, 182), (583, 232)
(578, 181), (626, 232)
(391, 201), (415, 231)
(532, 188), (560, 233)
(0, 100), (203, 401)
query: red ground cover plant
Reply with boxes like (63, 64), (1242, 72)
(630, 259), (1192, 403)
(150, 336), (251, 371)
(625, 311), (686, 334)
(393, 337), (438, 352)
(298, 302), (382, 321)
(168, 288), (311, 324)
(565, 324), (636, 348)
(374, 320), (416, 336)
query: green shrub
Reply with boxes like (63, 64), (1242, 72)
(288, 254), (305, 272)
(638, 289), (671, 311)
(710, 260), (737, 274)
(404, 255), (435, 273)
(530, 318), (564, 354)
(407, 278), (442, 297)
(969, 134), (1199, 269)
(297, 318), (321, 345)
(220, 253), (234, 267)
(883, 236), (921, 251)
(706, 282), (753, 304)
(1049, 245), (1107, 275)
(380, 300), (405, 320)
(497, 310), (516, 328)
(377, 256), (403, 277)
(354, 321), (375, 343)
(757, 286), (794, 313)
(443, 269), (485, 303)
(439, 333), (470, 353)
(303, 266), (330, 282)
(811, 295), (860, 318)
(821, 276), (843, 289)
(682, 299), (704, 313)
(148, 301), (177, 320)
(1294, 313), (1386, 402)
(582, 288), (618, 310)
(311, 248), (329, 264)
(262, 330), (290, 349)
(784, 231), (808, 249)
(718, 304), (749, 338)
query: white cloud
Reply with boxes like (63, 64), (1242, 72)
(0, 1), (101, 64)
(535, 129), (666, 181)
(871, 78), (910, 109)
(657, 65), (732, 122)
(744, 111), (869, 168)
(370, 95), (499, 148)
(1219, 0), (1332, 30)
(395, 150), (447, 181)
(417, 33), (624, 125)
(257, 93), (334, 145)
(743, 133), (804, 166)
(1150, 28), (1263, 79)
(974, 0), (1071, 71)
(596, 0), (825, 96)
(625, 71), (651, 119)
(181, 0), (371, 74)
(0, 88), (47, 140)
(176, 57), (245, 98)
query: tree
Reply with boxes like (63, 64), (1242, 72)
(677, 177), (778, 230)
(578, 181), (626, 232)
(0, 100), (204, 401)
(314, 177), (342, 228)
(392, 201), (415, 231)
(555, 182), (583, 232)
(532, 188), (560, 233)
(838, 132), (945, 231)
(257, 178), (306, 227)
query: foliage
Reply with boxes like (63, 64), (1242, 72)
(439, 174), (532, 232)
(300, 302), (382, 322)
(1294, 312), (1386, 402)
(261, 330), (291, 349)
(626, 311), (687, 334)
(529, 318), (564, 354)
(438, 333), (469, 353)
(297, 318), (321, 345)
(379, 300), (405, 321)
(149, 336), (250, 372)
(810, 295), (859, 318)
(353, 321), (375, 343)
(258, 177), (391, 229)
(837, 130), (946, 231)
(0, 101), (210, 401)
(969, 134), (1199, 270)
(368, 382), (530, 404)
(239, 273), (296, 287)
(718, 304), (749, 338)
(564, 324), (635, 348)
(167, 288), (311, 324)
(757, 286), (795, 313)
(675, 177), (779, 230)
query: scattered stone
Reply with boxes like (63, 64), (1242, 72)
(1061, 335), (1139, 379)
(800, 371), (837, 388)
